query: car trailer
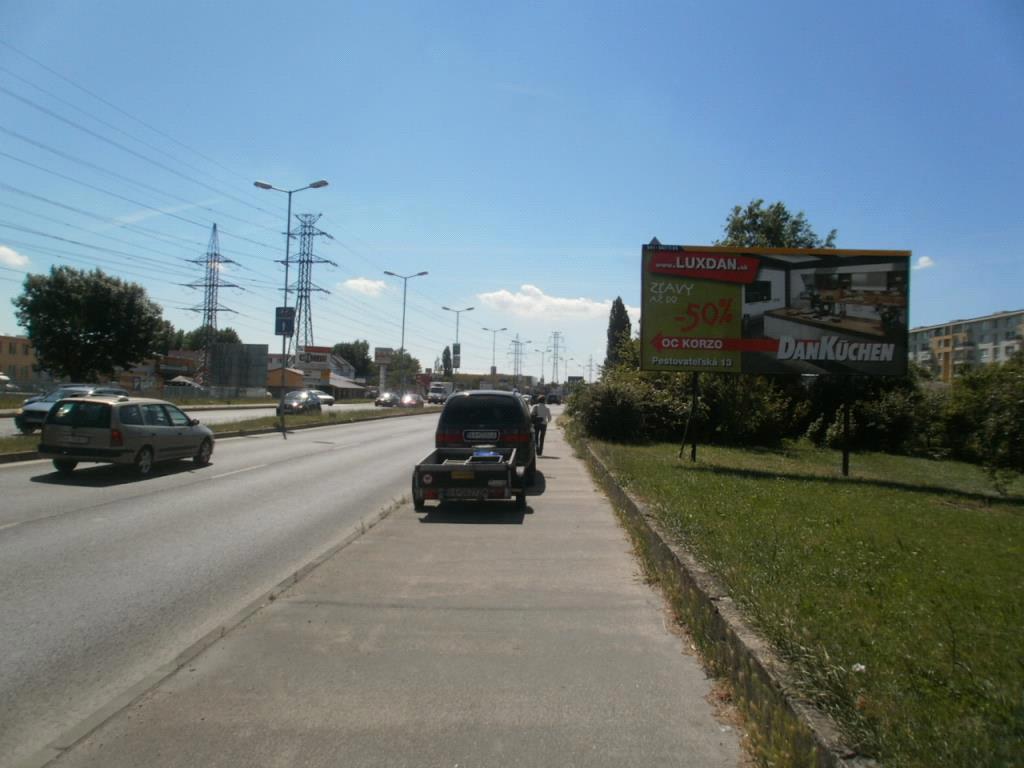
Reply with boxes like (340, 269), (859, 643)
(412, 447), (526, 510)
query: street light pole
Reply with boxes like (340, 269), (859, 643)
(254, 179), (328, 435)
(442, 305), (473, 374)
(384, 270), (428, 389)
(482, 327), (507, 376)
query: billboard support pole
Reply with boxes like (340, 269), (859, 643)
(842, 378), (851, 477)
(679, 372), (700, 461)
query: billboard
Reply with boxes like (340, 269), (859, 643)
(374, 347), (394, 365)
(641, 243), (910, 377)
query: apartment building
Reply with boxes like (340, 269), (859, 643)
(908, 310), (1023, 382)
(0, 334), (40, 385)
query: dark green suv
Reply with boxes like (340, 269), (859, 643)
(435, 390), (537, 484)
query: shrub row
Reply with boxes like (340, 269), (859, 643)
(567, 341), (1023, 490)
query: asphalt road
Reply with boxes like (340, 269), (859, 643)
(0, 412), (439, 766)
(0, 402), (400, 438)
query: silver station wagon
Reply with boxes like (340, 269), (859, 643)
(39, 396), (215, 476)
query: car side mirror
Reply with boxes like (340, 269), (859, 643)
(190, 418), (200, 426)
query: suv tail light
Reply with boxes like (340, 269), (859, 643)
(505, 431), (531, 443)
(436, 431), (462, 445)
(110, 429), (124, 447)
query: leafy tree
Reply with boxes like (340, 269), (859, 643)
(387, 349), (422, 391)
(442, 346), (453, 378)
(332, 340), (373, 377)
(154, 320), (185, 355)
(13, 266), (164, 381)
(604, 297), (632, 369)
(718, 199), (837, 248)
(183, 325), (241, 350)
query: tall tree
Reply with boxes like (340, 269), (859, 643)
(442, 346), (453, 378)
(332, 340), (373, 377)
(153, 320), (185, 355)
(12, 266), (164, 380)
(605, 297), (632, 368)
(183, 325), (241, 350)
(718, 199), (837, 248)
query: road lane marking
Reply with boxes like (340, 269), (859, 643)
(211, 463), (268, 480)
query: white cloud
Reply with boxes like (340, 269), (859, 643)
(477, 284), (640, 320)
(0, 245), (29, 268)
(342, 277), (387, 297)
(912, 256), (935, 271)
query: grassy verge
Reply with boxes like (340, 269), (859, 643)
(0, 407), (437, 456)
(586, 436), (1023, 768)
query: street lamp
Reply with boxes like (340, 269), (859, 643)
(442, 305), (473, 373)
(482, 327), (506, 374)
(384, 270), (428, 388)
(254, 178), (328, 434)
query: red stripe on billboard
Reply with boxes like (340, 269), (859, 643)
(651, 334), (780, 353)
(648, 250), (759, 284)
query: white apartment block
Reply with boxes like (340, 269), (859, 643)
(908, 310), (1023, 382)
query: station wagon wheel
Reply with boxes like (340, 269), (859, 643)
(194, 438), (213, 466)
(134, 446), (154, 476)
(53, 459), (77, 475)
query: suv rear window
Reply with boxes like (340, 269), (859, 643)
(48, 401), (112, 428)
(440, 395), (526, 429)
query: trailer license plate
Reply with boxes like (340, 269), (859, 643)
(464, 430), (498, 441)
(451, 470), (474, 480)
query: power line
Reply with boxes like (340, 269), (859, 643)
(0, 39), (261, 188)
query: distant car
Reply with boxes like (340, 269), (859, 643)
(276, 390), (323, 415)
(312, 389), (335, 406)
(546, 393), (562, 405)
(38, 395), (214, 476)
(375, 392), (399, 407)
(401, 393), (425, 408)
(15, 384), (131, 434)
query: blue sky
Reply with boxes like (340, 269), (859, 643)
(1, 0), (1021, 381)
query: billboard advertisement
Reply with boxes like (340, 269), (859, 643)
(640, 243), (910, 376)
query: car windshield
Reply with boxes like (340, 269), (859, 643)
(43, 388), (91, 403)
(441, 396), (525, 428)
(47, 401), (111, 428)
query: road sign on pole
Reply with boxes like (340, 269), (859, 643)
(275, 307), (296, 337)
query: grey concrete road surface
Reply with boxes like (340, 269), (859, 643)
(0, 412), (439, 766)
(45, 419), (743, 768)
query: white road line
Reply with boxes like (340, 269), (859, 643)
(0, 521), (22, 531)
(211, 463), (268, 480)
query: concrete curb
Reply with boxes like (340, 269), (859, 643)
(0, 408), (438, 465)
(572, 436), (876, 768)
(13, 495), (407, 768)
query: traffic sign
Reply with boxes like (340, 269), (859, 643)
(275, 307), (295, 337)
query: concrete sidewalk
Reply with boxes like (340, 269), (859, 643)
(46, 423), (744, 768)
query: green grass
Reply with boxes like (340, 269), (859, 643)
(588, 438), (1023, 768)
(0, 406), (437, 455)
